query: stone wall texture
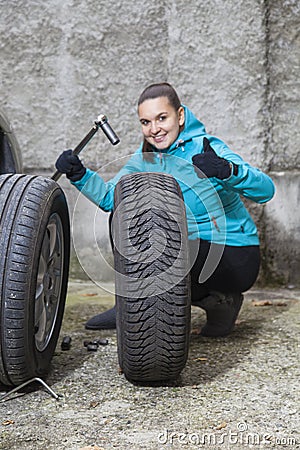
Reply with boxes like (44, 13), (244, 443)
(0, 0), (299, 285)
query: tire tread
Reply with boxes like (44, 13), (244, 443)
(114, 173), (191, 382)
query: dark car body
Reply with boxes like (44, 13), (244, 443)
(0, 108), (22, 174)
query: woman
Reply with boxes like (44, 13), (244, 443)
(56, 82), (275, 337)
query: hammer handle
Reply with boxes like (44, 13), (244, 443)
(52, 125), (99, 182)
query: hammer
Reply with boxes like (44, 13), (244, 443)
(52, 114), (120, 182)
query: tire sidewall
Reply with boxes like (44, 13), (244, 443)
(25, 188), (70, 376)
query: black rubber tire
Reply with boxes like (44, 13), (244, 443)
(113, 172), (191, 383)
(0, 174), (70, 386)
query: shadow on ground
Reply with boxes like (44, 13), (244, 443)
(181, 288), (297, 386)
(44, 282), (297, 389)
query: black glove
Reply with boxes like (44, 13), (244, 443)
(55, 149), (86, 182)
(192, 137), (236, 180)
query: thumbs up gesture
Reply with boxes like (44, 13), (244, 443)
(192, 137), (232, 180)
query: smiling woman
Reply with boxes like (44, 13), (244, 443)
(55, 81), (275, 382)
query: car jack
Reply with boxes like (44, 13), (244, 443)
(0, 377), (60, 402)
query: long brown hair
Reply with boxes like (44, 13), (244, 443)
(137, 82), (182, 161)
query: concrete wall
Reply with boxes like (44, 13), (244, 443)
(262, 1), (300, 287)
(0, 0), (299, 286)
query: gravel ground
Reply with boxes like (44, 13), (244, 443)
(0, 280), (299, 450)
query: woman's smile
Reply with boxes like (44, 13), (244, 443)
(153, 133), (167, 143)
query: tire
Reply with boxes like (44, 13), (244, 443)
(113, 172), (191, 383)
(0, 174), (70, 386)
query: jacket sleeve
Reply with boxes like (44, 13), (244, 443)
(209, 137), (275, 204)
(71, 151), (143, 211)
(221, 162), (275, 203)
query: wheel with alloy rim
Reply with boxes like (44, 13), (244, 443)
(34, 212), (65, 353)
(0, 174), (70, 386)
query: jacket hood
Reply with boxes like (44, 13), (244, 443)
(168, 105), (207, 151)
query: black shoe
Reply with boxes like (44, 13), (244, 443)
(194, 292), (243, 337)
(85, 306), (116, 330)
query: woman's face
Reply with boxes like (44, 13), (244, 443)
(138, 96), (184, 150)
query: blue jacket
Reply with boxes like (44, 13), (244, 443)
(72, 106), (275, 246)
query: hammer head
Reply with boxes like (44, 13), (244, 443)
(95, 114), (120, 145)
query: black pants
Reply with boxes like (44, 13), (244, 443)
(189, 239), (260, 302)
(109, 213), (260, 301)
